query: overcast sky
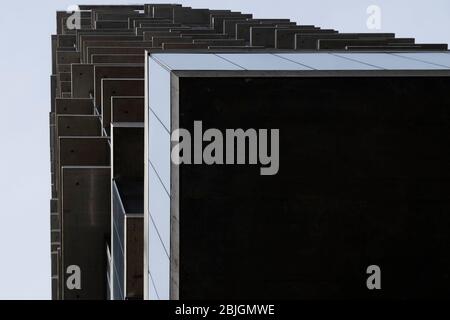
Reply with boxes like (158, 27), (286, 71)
(0, 0), (449, 300)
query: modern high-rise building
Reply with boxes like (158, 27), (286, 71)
(50, 4), (450, 300)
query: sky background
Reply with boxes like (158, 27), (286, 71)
(0, 0), (449, 300)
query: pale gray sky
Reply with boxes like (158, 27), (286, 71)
(0, 0), (448, 300)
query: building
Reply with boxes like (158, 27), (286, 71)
(50, 3), (450, 300)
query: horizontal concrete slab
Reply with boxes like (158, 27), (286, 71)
(111, 96), (144, 122)
(101, 79), (144, 135)
(94, 65), (144, 108)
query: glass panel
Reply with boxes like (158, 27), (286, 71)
(149, 218), (170, 300)
(149, 273), (160, 300)
(334, 53), (444, 70)
(217, 53), (313, 70)
(395, 53), (450, 68)
(112, 182), (125, 300)
(277, 53), (380, 70)
(148, 110), (170, 192)
(148, 160), (170, 254)
(152, 53), (243, 70)
(149, 57), (171, 129)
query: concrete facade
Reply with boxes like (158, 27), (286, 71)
(50, 3), (450, 300)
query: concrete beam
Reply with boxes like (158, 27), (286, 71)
(56, 51), (80, 65)
(71, 64), (95, 98)
(101, 79), (144, 135)
(91, 54), (145, 64)
(173, 7), (210, 25)
(61, 167), (111, 300)
(251, 26), (320, 48)
(111, 97), (145, 123)
(87, 47), (150, 63)
(236, 21), (296, 42)
(318, 38), (415, 50)
(96, 20), (129, 29)
(83, 40), (151, 62)
(57, 115), (101, 136)
(94, 65), (144, 109)
(293, 32), (396, 50)
(56, 98), (93, 115)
